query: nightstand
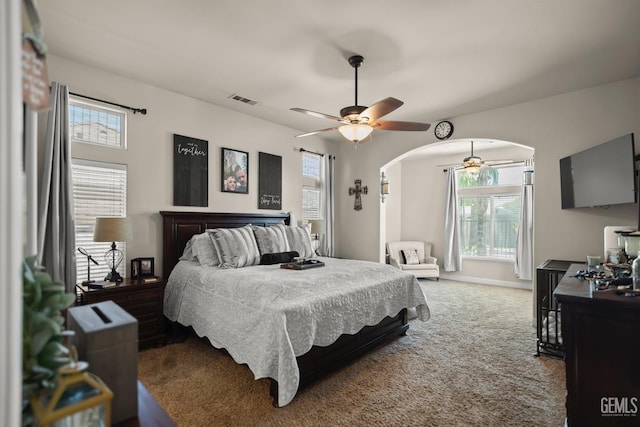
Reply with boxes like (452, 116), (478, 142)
(76, 277), (167, 348)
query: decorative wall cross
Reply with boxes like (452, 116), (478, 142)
(348, 179), (368, 211)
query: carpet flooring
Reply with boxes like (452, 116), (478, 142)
(138, 279), (566, 426)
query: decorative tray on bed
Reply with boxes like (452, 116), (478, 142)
(280, 259), (325, 270)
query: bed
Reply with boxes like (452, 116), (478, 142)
(160, 211), (430, 407)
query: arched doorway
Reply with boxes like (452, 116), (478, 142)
(380, 138), (534, 288)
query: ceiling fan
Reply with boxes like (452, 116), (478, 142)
(290, 55), (431, 147)
(439, 141), (512, 173)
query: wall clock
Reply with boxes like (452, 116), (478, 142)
(434, 120), (454, 140)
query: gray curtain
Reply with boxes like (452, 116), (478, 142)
(37, 82), (76, 293)
(515, 163), (534, 280)
(444, 168), (461, 271)
(319, 155), (335, 257)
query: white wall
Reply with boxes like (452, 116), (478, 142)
(42, 54), (640, 283)
(336, 78), (639, 280)
(45, 55), (334, 276)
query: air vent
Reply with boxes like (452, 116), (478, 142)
(228, 94), (258, 106)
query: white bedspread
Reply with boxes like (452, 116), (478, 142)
(164, 257), (430, 406)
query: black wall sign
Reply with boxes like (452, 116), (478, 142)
(258, 152), (282, 210)
(173, 134), (208, 207)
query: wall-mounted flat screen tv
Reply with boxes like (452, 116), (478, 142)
(560, 133), (636, 209)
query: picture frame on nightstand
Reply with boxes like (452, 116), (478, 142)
(131, 257), (154, 278)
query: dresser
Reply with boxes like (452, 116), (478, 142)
(554, 264), (640, 426)
(76, 277), (167, 348)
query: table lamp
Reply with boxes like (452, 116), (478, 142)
(93, 217), (132, 282)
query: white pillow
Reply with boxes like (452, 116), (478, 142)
(280, 224), (315, 258)
(190, 232), (219, 266)
(252, 225), (290, 255)
(402, 249), (420, 265)
(210, 225), (261, 268)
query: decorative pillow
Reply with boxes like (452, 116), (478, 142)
(190, 232), (219, 266)
(252, 225), (290, 255)
(401, 249), (420, 265)
(179, 236), (196, 261)
(260, 251), (299, 265)
(279, 224), (315, 258)
(209, 225), (261, 268)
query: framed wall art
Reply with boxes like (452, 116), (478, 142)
(221, 147), (248, 193)
(173, 134), (208, 207)
(258, 152), (282, 210)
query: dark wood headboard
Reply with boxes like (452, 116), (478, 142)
(159, 211), (290, 279)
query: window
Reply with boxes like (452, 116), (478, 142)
(457, 165), (524, 260)
(302, 152), (322, 220)
(69, 96), (126, 149)
(71, 159), (128, 281)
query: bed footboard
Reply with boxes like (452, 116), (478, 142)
(269, 308), (408, 406)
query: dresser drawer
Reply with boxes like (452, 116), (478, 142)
(106, 287), (160, 307)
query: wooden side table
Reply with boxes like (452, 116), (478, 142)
(115, 381), (176, 427)
(76, 277), (167, 348)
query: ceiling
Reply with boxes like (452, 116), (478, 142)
(38, 0), (640, 151)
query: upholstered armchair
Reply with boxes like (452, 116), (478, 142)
(386, 241), (439, 280)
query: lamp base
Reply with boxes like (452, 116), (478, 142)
(104, 269), (123, 282)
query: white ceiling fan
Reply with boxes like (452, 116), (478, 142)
(438, 141), (513, 173)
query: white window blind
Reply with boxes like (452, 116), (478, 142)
(456, 165), (524, 260)
(302, 152), (322, 220)
(69, 96), (126, 149)
(72, 159), (128, 281)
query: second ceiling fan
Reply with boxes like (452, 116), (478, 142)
(439, 140), (513, 173)
(291, 55), (431, 146)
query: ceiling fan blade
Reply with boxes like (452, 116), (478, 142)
(360, 97), (403, 121)
(295, 126), (340, 138)
(375, 120), (431, 131)
(290, 108), (343, 122)
(484, 159), (514, 165)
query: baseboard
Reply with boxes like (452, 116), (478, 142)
(437, 273), (532, 290)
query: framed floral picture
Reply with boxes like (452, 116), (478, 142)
(221, 147), (248, 193)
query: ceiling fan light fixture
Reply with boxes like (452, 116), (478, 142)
(463, 155), (482, 174)
(338, 123), (373, 144)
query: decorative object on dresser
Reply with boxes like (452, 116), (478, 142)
(93, 217), (132, 282)
(75, 277), (167, 349)
(348, 179), (367, 211)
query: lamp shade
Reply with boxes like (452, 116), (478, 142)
(93, 217), (132, 242)
(308, 219), (325, 236)
(338, 124), (373, 143)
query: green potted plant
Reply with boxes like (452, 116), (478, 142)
(22, 256), (76, 399)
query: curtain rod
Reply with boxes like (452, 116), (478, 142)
(69, 91), (147, 115)
(299, 148), (324, 157)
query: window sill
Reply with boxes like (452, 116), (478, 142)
(462, 256), (515, 264)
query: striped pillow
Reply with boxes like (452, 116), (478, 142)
(280, 224), (315, 258)
(210, 225), (261, 268)
(252, 225), (290, 255)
